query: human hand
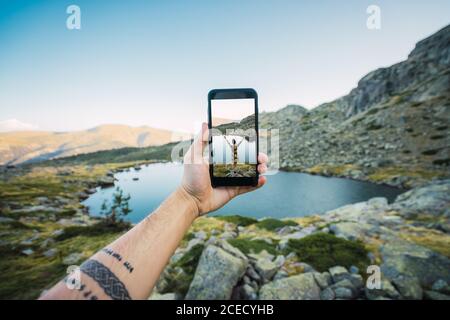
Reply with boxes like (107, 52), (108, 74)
(180, 122), (267, 217)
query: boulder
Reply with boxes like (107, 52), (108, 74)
(259, 273), (321, 300)
(313, 272), (332, 289)
(391, 179), (450, 218)
(185, 245), (247, 300)
(380, 241), (450, 287)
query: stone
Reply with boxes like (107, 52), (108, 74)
(21, 249), (34, 256)
(63, 253), (83, 265)
(259, 273), (321, 300)
(329, 266), (349, 283)
(254, 259), (279, 282)
(297, 262), (315, 273)
(334, 287), (356, 300)
(391, 179), (450, 218)
(240, 284), (257, 300)
(246, 266), (261, 282)
(313, 272), (332, 289)
(424, 290), (450, 300)
(367, 197), (388, 209)
(277, 226), (296, 236)
(380, 241), (450, 287)
(52, 229), (64, 237)
(220, 231), (237, 240)
(349, 266), (359, 274)
(185, 245), (247, 300)
(248, 250), (274, 262)
(148, 292), (177, 300)
(273, 270), (289, 281)
(194, 231), (207, 240)
(43, 248), (58, 258)
(391, 275), (423, 300)
(431, 279), (450, 294)
(329, 222), (372, 241)
(273, 255), (286, 267)
(320, 287), (335, 300)
(365, 279), (401, 300)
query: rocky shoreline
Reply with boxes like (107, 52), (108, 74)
(152, 179), (450, 300)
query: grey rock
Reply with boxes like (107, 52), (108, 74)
(431, 279), (450, 294)
(43, 248), (58, 258)
(273, 255), (286, 268)
(52, 229), (64, 237)
(186, 245), (247, 300)
(148, 292), (177, 300)
(259, 273), (321, 300)
(320, 287), (336, 300)
(365, 279), (401, 300)
(194, 231), (207, 240)
(246, 266), (261, 282)
(424, 290), (450, 300)
(313, 272), (332, 289)
(21, 249), (34, 256)
(254, 259), (279, 282)
(392, 179), (450, 218)
(240, 284), (258, 300)
(391, 275), (423, 300)
(349, 266), (359, 274)
(380, 241), (450, 287)
(334, 287), (356, 300)
(62, 253), (83, 265)
(273, 270), (289, 281)
(329, 266), (349, 283)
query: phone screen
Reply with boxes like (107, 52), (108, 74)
(210, 98), (257, 179)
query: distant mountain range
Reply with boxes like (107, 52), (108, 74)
(0, 124), (190, 165)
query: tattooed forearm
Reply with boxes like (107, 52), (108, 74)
(101, 248), (135, 273)
(80, 259), (132, 300)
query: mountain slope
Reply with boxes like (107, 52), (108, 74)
(270, 25), (450, 187)
(0, 124), (189, 165)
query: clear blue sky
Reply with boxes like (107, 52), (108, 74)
(0, 0), (449, 132)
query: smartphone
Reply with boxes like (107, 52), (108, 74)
(208, 88), (259, 187)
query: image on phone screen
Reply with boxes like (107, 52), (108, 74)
(210, 98), (257, 179)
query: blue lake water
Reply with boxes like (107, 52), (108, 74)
(83, 163), (404, 223)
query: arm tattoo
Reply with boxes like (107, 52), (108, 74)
(80, 259), (132, 300)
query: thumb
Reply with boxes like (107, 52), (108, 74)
(193, 122), (209, 159)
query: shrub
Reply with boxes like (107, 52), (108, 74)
(227, 238), (278, 255)
(255, 218), (298, 231)
(55, 220), (130, 241)
(162, 244), (205, 296)
(216, 215), (258, 227)
(284, 233), (370, 272)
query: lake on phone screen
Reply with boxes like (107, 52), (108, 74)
(83, 162), (404, 223)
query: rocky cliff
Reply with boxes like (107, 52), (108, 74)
(261, 25), (450, 188)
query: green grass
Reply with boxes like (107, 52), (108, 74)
(161, 244), (205, 297)
(255, 218), (298, 231)
(216, 215), (258, 227)
(227, 238), (279, 255)
(284, 233), (370, 272)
